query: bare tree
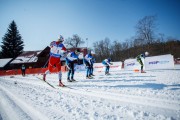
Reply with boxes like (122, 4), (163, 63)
(93, 38), (111, 62)
(111, 40), (122, 61)
(64, 34), (85, 48)
(135, 15), (157, 45)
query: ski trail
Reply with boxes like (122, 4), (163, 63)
(55, 86), (180, 117)
(1, 74), (179, 119)
(57, 86), (179, 110)
(2, 76), (179, 111)
(0, 84), (49, 120)
(0, 89), (31, 120)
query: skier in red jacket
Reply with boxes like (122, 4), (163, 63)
(43, 35), (67, 87)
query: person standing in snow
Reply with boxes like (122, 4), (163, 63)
(66, 49), (81, 82)
(136, 51), (149, 73)
(102, 58), (113, 75)
(83, 51), (95, 79)
(89, 52), (96, 76)
(21, 64), (26, 77)
(43, 35), (67, 87)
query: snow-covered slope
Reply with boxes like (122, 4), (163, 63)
(0, 68), (180, 120)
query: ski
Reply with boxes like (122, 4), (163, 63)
(86, 76), (94, 79)
(56, 85), (76, 90)
(36, 77), (55, 88)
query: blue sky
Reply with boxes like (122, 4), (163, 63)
(0, 0), (180, 51)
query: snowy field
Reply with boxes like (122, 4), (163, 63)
(0, 66), (180, 120)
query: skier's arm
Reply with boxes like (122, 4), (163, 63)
(60, 44), (67, 57)
(104, 59), (111, 66)
(50, 41), (55, 48)
(84, 55), (92, 65)
(67, 54), (78, 61)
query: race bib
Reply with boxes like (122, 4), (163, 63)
(51, 46), (63, 55)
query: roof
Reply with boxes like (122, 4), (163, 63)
(0, 58), (12, 67)
(11, 51), (42, 64)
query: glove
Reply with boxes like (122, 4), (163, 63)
(61, 51), (67, 57)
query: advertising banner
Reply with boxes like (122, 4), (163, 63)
(145, 54), (174, 70)
(94, 62), (122, 72)
(124, 54), (174, 70)
(74, 62), (122, 72)
(124, 58), (144, 70)
(74, 64), (86, 72)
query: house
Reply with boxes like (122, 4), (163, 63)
(6, 46), (50, 70)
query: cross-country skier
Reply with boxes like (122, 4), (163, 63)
(43, 35), (67, 87)
(136, 51), (149, 73)
(84, 51), (95, 79)
(102, 58), (113, 75)
(66, 49), (81, 82)
(89, 51), (96, 76)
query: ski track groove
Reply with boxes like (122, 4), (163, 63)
(0, 74), (179, 119)
(0, 83), (49, 120)
(1, 76), (179, 111)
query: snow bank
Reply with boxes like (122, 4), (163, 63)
(0, 66), (180, 120)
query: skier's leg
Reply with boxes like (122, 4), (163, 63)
(86, 67), (89, 77)
(91, 64), (94, 75)
(56, 60), (65, 86)
(67, 69), (71, 80)
(139, 59), (144, 72)
(43, 62), (52, 81)
(107, 66), (110, 74)
(105, 65), (108, 75)
(71, 63), (75, 81)
(58, 71), (64, 86)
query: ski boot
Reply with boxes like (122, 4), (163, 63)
(141, 70), (146, 73)
(90, 74), (95, 76)
(67, 77), (72, 82)
(105, 72), (110, 75)
(71, 78), (76, 82)
(59, 81), (65, 87)
(86, 75), (93, 79)
(43, 74), (46, 81)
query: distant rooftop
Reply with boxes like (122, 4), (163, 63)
(11, 51), (42, 64)
(0, 58), (12, 67)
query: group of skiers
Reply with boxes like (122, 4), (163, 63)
(43, 34), (149, 87)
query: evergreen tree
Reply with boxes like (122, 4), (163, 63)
(1, 20), (24, 58)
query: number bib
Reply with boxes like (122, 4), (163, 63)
(50, 42), (65, 58)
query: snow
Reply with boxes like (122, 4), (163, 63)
(0, 66), (180, 120)
(11, 51), (41, 64)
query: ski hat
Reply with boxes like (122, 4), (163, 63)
(145, 51), (149, 56)
(58, 35), (64, 42)
(108, 58), (112, 61)
(91, 51), (95, 55)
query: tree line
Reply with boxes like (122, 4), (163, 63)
(93, 37), (180, 62)
(1, 16), (180, 63)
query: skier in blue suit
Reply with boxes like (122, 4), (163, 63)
(90, 56), (96, 76)
(84, 51), (95, 79)
(102, 58), (113, 75)
(66, 49), (80, 82)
